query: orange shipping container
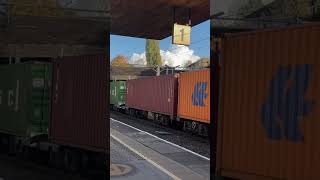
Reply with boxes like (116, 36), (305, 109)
(178, 69), (210, 124)
(217, 24), (320, 180)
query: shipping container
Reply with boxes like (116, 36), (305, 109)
(50, 54), (108, 153)
(110, 81), (126, 108)
(0, 62), (52, 138)
(126, 75), (178, 117)
(178, 69), (210, 124)
(217, 24), (320, 180)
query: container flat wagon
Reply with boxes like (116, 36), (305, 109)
(122, 70), (210, 136)
(126, 75), (178, 126)
(50, 54), (108, 172)
(0, 62), (51, 145)
(178, 69), (210, 136)
(0, 54), (108, 175)
(216, 24), (320, 180)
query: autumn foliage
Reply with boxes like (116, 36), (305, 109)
(111, 55), (131, 67)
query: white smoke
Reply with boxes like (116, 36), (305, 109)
(129, 45), (200, 67)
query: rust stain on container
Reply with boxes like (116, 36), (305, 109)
(126, 75), (178, 116)
(178, 69), (210, 123)
(217, 24), (320, 180)
(50, 54), (108, 152)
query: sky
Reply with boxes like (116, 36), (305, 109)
(110, 20), (210, 67)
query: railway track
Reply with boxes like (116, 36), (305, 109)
(110, 111), (210, 158)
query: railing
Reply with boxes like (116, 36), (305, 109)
(211, 0), (320, 33)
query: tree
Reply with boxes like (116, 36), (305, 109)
(237, 0), (263, 16)
(145, 39), (162, 66)
(111, 55), (131, 67)
(185, 58), (210, 68)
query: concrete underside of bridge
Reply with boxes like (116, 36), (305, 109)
(0, 0), (209, 57)
(111, 0), (209, 39)
(0, 16), (108, 57)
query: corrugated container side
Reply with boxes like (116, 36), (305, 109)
(126, 75), (178, 116)
(178, 69), (210, 124)
(0, 63), (51, 137)
(217, 24), (320, 180)
(110, 81), (115, 105)
(110, 81), (126, 107)
(50, 54), (108, 152)
(29, 63), (52, 136)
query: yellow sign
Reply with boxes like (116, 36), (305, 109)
(172, 23), (191, 46)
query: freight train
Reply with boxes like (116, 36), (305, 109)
(110, 69), (210, 136)
(0, 55), (108, 176)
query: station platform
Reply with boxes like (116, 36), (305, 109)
(110, 118), (210, 180)
(0, 154), (87, 180)
(110, 135), (173, 180)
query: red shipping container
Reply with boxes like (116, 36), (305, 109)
(126, 75), (178, 116)
(50, 54), (108, 153)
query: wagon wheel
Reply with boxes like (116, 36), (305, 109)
(80, 151), (89, 171)
(54, 148), (65, 169)
(161, 116), (170, 126)
(64, 149), (80, 172)
(191, 121), (199, 135)
(48, 146), (56, 168)
(19, 145), (30, 160)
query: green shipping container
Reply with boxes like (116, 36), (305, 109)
(0, 62), (52, 138)
(110, 81), (126, 108)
